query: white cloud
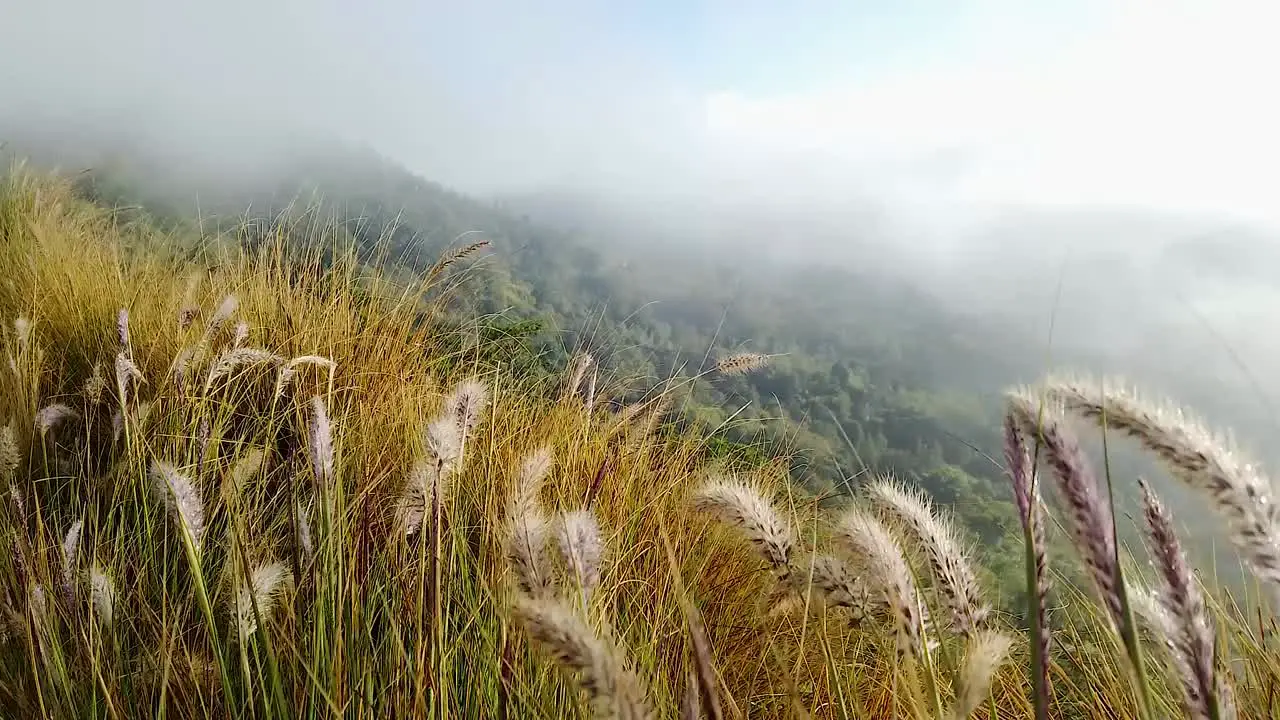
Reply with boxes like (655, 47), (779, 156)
(701, 0), (1280, 227)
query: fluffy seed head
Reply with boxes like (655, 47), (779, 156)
(14, 317), (31, 348)
(116, 308), (130, 349)
(798, 554), (876, 624)
(233, 561), (294, 640)
(565, 352), (595, 399)
(512, 596), (654, 719)
(62, 519), (83, 599)
(837, 506), (922, 657)
(231, 321), (250, 348)
(309, 396), (334, 486)
(82, 363), (107, 404)
(0, 424), (19, 478)
(868, 477), (989, 634)
(400, 458), (444, 536)
(445, 377), (489, 440)
(35, 403), (78, 436)
(204, 347), (283, 390)
(1139, 479), (1219, 720)
(115, 351), (144, 407)
(88, 563), (115, 627)
(296, 500), (314, 564)
(1046, 377), (1280, 604)
(558, 509), (605, 597)
(150, 460), (205, 552)
(224, 448), (267, 502)
(951, 630), (1016, 719)
(508, 511), (554, 597)
(207, 294), (238, 335)
(425, 417), (462, 472)
(715, 352), (770, 376)
(177, 304), (201, 331)
(1008, 389), (1125, 632)
(691, 476), (793, 577)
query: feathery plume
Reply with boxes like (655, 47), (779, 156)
(429, 239), (490, 277)
(273, 367), (297, 398)
(116, 308), (130, 350)
(557, 509), (604, 598)
(150, 460), (205, 552)
(203, 347), (283, 391)
(35, 403), (78, 436)
(88, 563), (115, 627)
(28, 584), (47, 628)
(177, 304), (201, 331)
(797, 554), (876, 625)
(206, 294), (238, 336)
(400, 459), (442, 536)
(512, 595), (654, 720)
(115, 351), (144, 408)
(14, 317), (30, 348)
(225, 448), (266, 502)
(1047, 378), (1280, 603)
(309, 396), (334, 486)
(445, 377), (489, 442)
(715, 352), (770, 376)
(231, 321), (250, 348)
(82, 363), (107, 404)
(425, 417), (462, 473)
(691, 476), (793, 579)
(1004, 415), (1051, 720)
(565, 352), (595, 399)
(1008, 390), (1124, 630)
(62, 519), (83, 601)
(951, 630), (1015, 719)
(1139, 479), (1220, 720)
(296, 500), (313, 564)
(868, 477), (989, 634)
(0, 424), (19, 478)
(506, 446), (555, 595)
(584, 369), (598, 414)
(233, 560), (294, 640)
(837, 506), (923, 656)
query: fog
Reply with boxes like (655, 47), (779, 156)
(5, 0), (1280, 406)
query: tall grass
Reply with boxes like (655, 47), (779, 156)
(0, 168), (1277, 719)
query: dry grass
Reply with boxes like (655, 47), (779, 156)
(0, 168), (1275, 719)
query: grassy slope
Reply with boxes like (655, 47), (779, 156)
(3, 170), (1272, 720)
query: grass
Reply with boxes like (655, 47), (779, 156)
(0, 167), (1277, 719)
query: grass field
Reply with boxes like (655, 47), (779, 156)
(0, 168), (1275, 719)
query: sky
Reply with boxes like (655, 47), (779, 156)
(2, 0), (1280, 229)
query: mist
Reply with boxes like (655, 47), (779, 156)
(5, 0), (1280, 413)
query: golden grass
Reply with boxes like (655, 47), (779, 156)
(0, 168), (1273, 719)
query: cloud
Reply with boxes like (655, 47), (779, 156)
(700, 0), (1280, 227)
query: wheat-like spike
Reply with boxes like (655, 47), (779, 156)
(565, 352), (595, 399)
(512, 595), (654, 719)
(14, 317), (31, 349)
(1004, 415), (1051, 718)
(950, 630), (1015, 719)
(506, 446), (555, 595)
(224, 447), (267, 503)
(445, 377), (489, 446)
(1008, 389), (1125, 632)
(35, 403), (79, 436)
(115, 351), (144, 408)
(206, 294), (238, 337)
(296, 499), (314, 565)
(116, 308), (130, 350)
(691, 476), (794, 579)
(1139, 479), (1219, 720)
(231, 321), (250, 348)
(28, 583), (48, 629)
(82, 363), (107, 404)
(309, 396), (334, 486)
(584, 369), (598, 414)
(278, 356), (337, 396)
(715, 352), (770, 376)
(557, 509), (604, 598)
(273, 367), (298, 398)
(797, 554), (876, 624)
(868, 477), (990, 635)
(518, 446), (555, 505)
(177, 304), (201, 331)
(203, 347), (283, 391)
(425, 417), (462, 474)
(150, 460), (205, 553)
(836, 506), (922, 658)
(233, 560), (294, 640)
(0, 424), (20, 479)
(1046, 377), (1280, 604)
(88, 562), (115, 628)
(61, 519), (83, 602)
(400, 458), (442, 536)
(429, 239), (491, 276)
